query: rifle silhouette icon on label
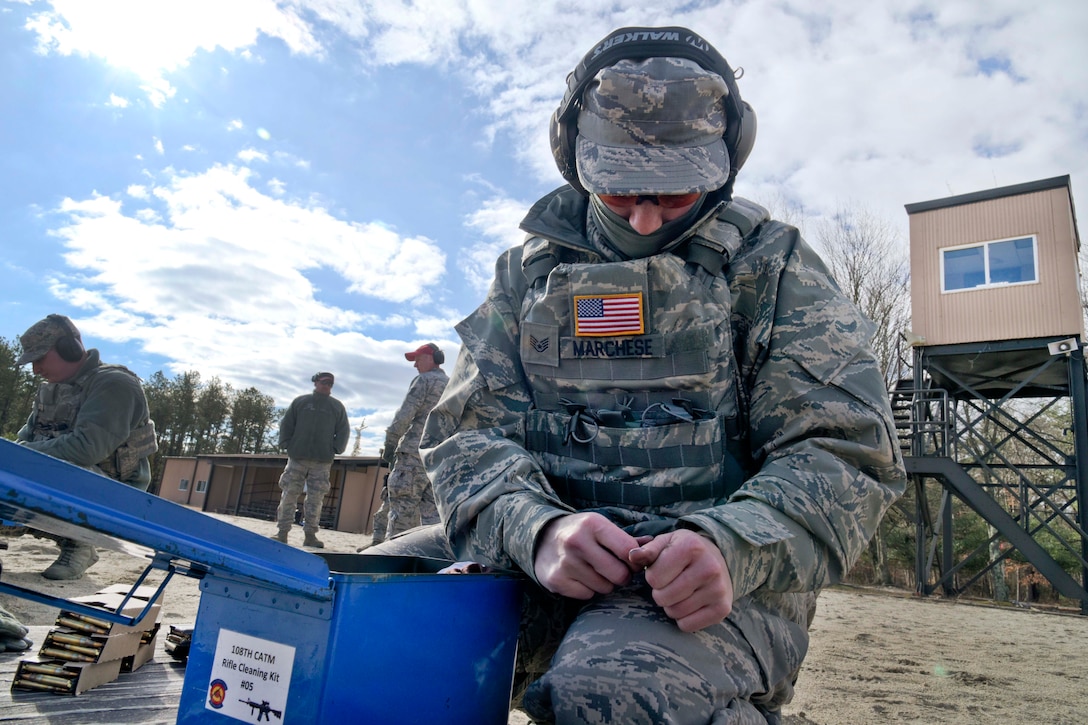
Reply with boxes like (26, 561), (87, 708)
(239, 698), (283, 721)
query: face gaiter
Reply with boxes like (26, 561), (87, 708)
(589, 194), (707, 259)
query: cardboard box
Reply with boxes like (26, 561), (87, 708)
(14, 583), (167, 695)
(11, 657), (123, 696)
(40, 627), (144, 665)
(121, 622), (160, 673)
(60, 586), (163, 637)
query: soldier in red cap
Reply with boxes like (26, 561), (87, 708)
(369, 343), (449, 546)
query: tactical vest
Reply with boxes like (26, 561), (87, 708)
(518, 199), (769, 510)
(32, 362), (157, 482)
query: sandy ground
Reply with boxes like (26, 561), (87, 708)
(3, 512), (1087, 724)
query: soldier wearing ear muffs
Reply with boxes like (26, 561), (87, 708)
(367, 343), (449, 546)
(364, 26), (906, 724)
(14, 314), (157, 581)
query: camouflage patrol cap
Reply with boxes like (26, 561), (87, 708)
(575, 57), (731, 195)
(16, 315), (81, 365)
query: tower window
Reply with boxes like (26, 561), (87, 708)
(941, 235), (1037, 292)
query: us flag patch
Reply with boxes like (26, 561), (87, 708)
(574, 293), (644, 336)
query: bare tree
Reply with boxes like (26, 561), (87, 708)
(813, 204), (912, 386)
(351, 418), (368, 455)
(810, 203), (912, 586)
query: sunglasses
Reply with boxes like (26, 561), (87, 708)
(315, 379), (334, 386)
(597, 192), (702, 209)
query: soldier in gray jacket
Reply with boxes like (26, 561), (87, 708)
(366, 26), (906, 725)
(15, 314), (157, 580)
(272, 372), (350, 548)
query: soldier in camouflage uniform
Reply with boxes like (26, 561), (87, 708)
(14, 314), (157, 580)
(272, 372), (350, 548)
(366, 27), (906, 725)
(370, 343), (449, 545)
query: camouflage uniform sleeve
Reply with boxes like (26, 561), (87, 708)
(421, 246), (570, 578)
(385, 376), (427, 455)
(681, 225), (907, 599)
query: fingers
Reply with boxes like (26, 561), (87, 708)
(533, 513), (641, 599)
(534, 519), (735, 630)
(631, 530), (735, 632)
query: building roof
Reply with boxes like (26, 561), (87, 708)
(904, 174), (1080, 254)
(904, 175), (1072, 215)
(164, 453), (382, 469)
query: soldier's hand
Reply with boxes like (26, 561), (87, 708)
(533, 512), (641, 599)
(627, 529), (733, 632)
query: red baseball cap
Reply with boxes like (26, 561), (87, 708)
(405, 343), (439, 361)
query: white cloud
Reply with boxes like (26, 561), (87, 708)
(44, 164), (451, 429)
(332, 1), (1088, 238)
(462, 195), (532, 294)
(23, 0), (324, 104)
(107, 93), (128, 107)
(237, 148), (268, 163)
(25, 1), (1086, 230)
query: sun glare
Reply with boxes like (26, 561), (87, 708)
(28, 1), (223, 80)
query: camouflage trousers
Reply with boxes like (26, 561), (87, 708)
(365, 525), (815, 725)
(377, 456), (439, 541)
(275, 457), (331, 534)
(369, 484), (389, 545)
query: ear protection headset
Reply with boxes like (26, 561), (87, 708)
(47, 314), (85, 362)
(549, 26), (757, 198)
(312, 372), (334, 383)
(426, 344), (445, 365)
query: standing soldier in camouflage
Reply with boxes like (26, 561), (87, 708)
(370, 343), (449, 545)
(366, 26), (906, 725)
(272, 372), (349, 548)
(14, 314), (158, 580)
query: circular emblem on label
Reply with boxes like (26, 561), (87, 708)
(208, 679), (228, 708)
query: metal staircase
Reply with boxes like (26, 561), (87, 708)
(893, 336), (1088, 613)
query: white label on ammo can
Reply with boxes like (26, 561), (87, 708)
(206, 629), (295, 722)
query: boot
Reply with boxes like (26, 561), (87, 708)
(270, 529), (289, 544)
(303, 531), (324, 548)
(42, 539), (99, 580)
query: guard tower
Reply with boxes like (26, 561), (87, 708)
(899, 175), (1088, 612)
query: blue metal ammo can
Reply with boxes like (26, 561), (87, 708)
(177, 553), (523, 724)
(0, 440), (522, 724)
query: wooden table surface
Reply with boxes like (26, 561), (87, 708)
(1, 626), (186, 724)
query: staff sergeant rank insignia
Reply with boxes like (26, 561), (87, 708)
(574, 292), (644, 337)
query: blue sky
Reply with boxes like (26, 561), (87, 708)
(2, 0), (1086, 455)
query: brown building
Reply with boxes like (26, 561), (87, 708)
(907, 174), (1083, 348)
(904, 175), (1083, 397)
(159, 454), (386, 534)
